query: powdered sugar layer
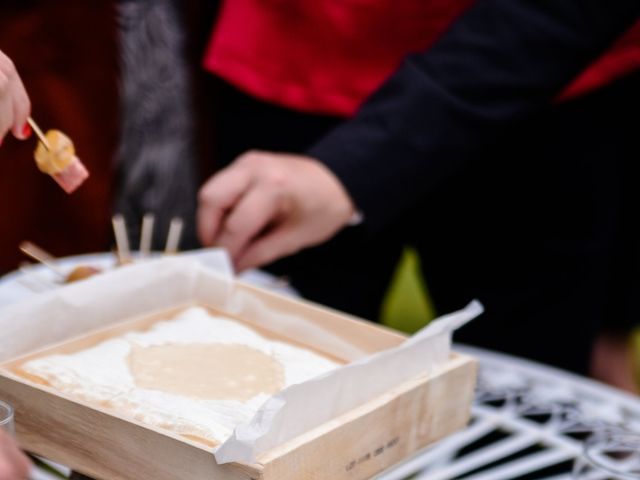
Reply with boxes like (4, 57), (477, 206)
(22, 306), (338, 444)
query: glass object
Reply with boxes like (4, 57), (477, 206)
(573, 431), (640, 479)
(0, 399), (14, 435)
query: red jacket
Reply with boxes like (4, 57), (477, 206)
(205, 0), (640, 116)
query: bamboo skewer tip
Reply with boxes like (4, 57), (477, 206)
(164, 217), (184, 255)
(139, 214), (155, 257)
(19, 241), (65, 276)
(112, 214), (132, 264)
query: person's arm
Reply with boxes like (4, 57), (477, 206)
(308, 0), (640, 231)
(198, 0), (640, 269)
(0, 49), (31, 145)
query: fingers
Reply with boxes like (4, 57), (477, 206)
(0, 72), (12, 143)
(235, 224), (301, 271)
(10, 73), (30, 140)
(197, 165), (253, 246)
(0, 432), (32, 480)
(0, 51), (31, 144)
(215, 186), (282, 258)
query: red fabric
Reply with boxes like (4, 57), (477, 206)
(560, 22), (640, 100)
(205, 0), (640, 117)
(205, 0), (474, 116)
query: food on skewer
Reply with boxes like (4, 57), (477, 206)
(19, 215), (185, 287)
(65, 265), (103, 283)
(19, 241), (103, 284)
(31, 122), (89, 194)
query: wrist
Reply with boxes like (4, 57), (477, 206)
(310, 158), (358, 226)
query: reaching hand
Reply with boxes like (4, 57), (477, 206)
(0, 50), (31, 146)
(0, 429), (31, 480)
(198, 150), (355, 271)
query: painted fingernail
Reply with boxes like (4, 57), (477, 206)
(22, 123), (32, 139)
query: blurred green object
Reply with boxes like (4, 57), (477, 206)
(380, 247), (435, 333)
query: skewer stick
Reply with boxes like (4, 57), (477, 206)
(27, 117), (51, 151)
(139, 214), (155, 258)
(164, 217), (184, 255)
(112, 214), (131, 264)
(19, 241), (65, 277)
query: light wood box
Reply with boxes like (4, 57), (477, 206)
(0, 282), (476, 480)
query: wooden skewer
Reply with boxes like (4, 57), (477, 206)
(19, 241), (65, 277)
(139, 214), (155, 258)
(112, 214), (131, 264)
(164, 217), (184, 255)
(27, 117), (51, 151)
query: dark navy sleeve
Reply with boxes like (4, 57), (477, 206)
(308, 0), (640, 231)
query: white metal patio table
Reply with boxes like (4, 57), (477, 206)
(379, 345), (640, 480)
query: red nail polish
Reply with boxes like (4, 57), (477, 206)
(0, 137), (3, 147)
(22, 123), (32, 138)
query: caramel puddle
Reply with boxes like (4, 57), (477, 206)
(128, 343), (285, 401)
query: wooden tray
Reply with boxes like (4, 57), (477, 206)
(0, 282), (476, 480)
